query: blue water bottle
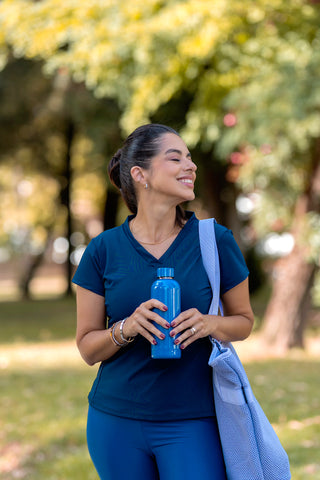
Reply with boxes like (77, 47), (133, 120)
(151, 267), (181, 359)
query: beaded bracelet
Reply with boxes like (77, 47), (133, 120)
(119, 318), (134, 343)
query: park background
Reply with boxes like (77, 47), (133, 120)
(0, 0), (319, 478)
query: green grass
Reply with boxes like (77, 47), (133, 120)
(1, 368), (98, 480)
(245, 360), (320, 479)
(0, 297), (99, 479)
(0, 297), (76, 343)
(1, 298), (320, 479)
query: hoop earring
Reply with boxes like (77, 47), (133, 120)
(144, 183), (148, 189)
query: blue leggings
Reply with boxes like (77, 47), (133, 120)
(87, 406), (227, 480)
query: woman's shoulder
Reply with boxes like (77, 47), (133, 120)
(82, 224), (125, 264)
(90, 223), (125, 246)
(195, 215), (239, 253)
(213, 222), (240, 254)
(97, 224), (123, 239)
(192, 213), (230, 242)
(213, 221), (229, 239)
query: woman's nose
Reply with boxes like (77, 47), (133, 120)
(185, 158), (197, 171)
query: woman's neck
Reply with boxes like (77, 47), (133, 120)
(130, 206), (179, 245)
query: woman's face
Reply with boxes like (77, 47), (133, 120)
(144, 133), (197, 205)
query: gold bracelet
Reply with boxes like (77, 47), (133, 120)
(109, 329), (121, 347)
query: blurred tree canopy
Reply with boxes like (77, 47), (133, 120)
(0, 59), (122, 295)
(0, 0), (319, 349)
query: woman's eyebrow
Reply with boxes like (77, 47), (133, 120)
(165, 148), (192, 158)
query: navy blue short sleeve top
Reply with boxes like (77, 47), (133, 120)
(72, 212), (249, 420)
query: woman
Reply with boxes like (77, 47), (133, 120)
(73, 123), (254, 480)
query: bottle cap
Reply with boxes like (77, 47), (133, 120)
(157, 267), (174, 278)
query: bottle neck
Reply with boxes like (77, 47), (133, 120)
(158, 276), (173, 279)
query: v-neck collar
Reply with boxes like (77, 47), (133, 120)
(122, 212), (196, 264)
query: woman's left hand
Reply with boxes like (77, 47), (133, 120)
(170, 280), (254, 350)
(169, 309), (211, 350)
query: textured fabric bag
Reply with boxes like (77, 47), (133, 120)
(199, 218), (291, 480)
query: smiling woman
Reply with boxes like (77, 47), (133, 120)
(139, 134), (197, 207)
(72, 123), (254, 480)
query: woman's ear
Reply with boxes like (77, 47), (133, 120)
(130, 166), (147, 187)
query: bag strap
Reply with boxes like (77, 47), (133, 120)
(198, 218), (223, 316)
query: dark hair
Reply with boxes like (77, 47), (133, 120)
(108, 124), (186, 225)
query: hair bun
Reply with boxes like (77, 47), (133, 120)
(108, 149), (122, 189)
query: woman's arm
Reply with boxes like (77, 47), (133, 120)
(76, 285), (172, 366)
(170, 278), (254, 349)
(209, 277), (254, 342)
(76, 286), (119, 366)
(196, 224), (253, 343)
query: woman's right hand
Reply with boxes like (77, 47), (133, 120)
(123, 300), (170, 345)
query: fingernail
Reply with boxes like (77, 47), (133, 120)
(163, 306), (168, 311)
(180, 344), (185, 350)
(174, 339), (179, 345)
(160, 333), (166, 340)
(170, 331), (175, 337)
(153, 340), (157, 345)
(171, 321), (176, 327)
(165, 323), (170, 328)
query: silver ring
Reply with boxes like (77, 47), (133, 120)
(190, 327), (196, 335)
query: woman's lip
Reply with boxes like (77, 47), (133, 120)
(178, 178), (194, 186)
(177, 176), (194, 181)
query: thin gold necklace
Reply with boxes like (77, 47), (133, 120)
(130, 220), (179, 246)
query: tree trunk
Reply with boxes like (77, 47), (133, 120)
(262, 140), (320, 350)
(262, 246), (315, 349)
(201, 160), (242, 242)
(19, 250), (46, 299)
(60, 119), (75, 296)
(19, 229), (53, 299)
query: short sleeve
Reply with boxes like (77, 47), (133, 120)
(72, 238), (105, 297)
(214, 224), (249, 295)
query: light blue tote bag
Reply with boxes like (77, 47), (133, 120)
(199, 218), (291, 480)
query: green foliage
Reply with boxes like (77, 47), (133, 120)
(1, 1), (319, 230)
(0, 0), (320, 297)
(216, 21), (320, 236)
(1, 0), (318, 136)
(0, 58), (122, 261)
